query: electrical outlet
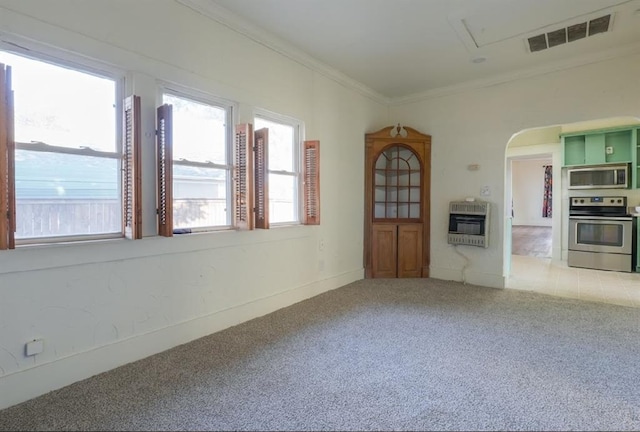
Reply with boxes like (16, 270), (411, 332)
(25, 339), (44, 356)
(606, 146), (614, 155)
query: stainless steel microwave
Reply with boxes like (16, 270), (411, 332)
(567, 164), (630, 189)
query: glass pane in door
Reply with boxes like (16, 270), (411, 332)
(373, 145), (421, 220)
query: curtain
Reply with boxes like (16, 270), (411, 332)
(542, 165), (552, 218)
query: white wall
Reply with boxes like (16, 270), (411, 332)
(511, 158), (553, 227)
(0, 0), (388, 409)
(390, 51), (640, 287)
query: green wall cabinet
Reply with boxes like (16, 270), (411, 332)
(562, 126), (639, 188)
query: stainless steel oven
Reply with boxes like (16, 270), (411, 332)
(568, 196), (635, 272)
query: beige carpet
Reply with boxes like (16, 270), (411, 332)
(1, 278), (640, 431)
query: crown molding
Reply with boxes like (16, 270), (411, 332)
(176, 0), (640, 108)
(390, 40), (640, 105)
(175, 0), (390, 105)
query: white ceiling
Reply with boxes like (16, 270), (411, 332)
(186, 0), (640, 100)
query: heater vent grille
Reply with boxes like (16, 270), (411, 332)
(527, 14), (611, 53)
(449, 201), (489, 215)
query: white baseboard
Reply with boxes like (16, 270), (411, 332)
(430, 266), (505, 289)
(512, 221), (552, 227)
(0, 269), (363, 410)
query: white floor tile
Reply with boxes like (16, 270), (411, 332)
(508, 255), (640, 308)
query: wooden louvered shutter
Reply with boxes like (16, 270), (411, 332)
(254, 127), (269, 229)
(123, 95), (142, 239)
(234, 123), (254, 230)
(0, 63), (15, 250)
(303, 140), (320, 225)
(156, 104), (173, 237)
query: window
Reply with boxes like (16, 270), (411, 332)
(254, 115), (300, 225)
(0, 50), (127, 247)
(155, 108), (318, 235)
(159, 91), (233, 234)
(246, 113), (319, 229)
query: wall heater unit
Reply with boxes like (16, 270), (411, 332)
(447, 200), (490, 248)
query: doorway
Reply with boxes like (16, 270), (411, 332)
(503, 117), (640, 308)
(510, 156), (553, 259)
(503, 126), (562, 281)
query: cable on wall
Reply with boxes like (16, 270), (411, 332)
(453, 245), (470, 284)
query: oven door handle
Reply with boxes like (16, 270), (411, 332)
(569, 216), (633, 221)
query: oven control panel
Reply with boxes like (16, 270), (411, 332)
(570, 196), (626, 207)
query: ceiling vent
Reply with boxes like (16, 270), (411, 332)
(527, 14), (611, 53)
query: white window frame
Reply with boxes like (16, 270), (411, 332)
(254, 109), (303, 226)
(0, 42), (126, 245)
(160, 84), (236, 232)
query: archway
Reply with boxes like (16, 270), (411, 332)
(503, 116), (640, 295)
